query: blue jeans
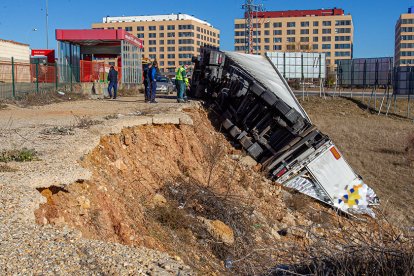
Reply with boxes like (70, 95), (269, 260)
(177, 80), (187, 100)
(150, 81), (157, 101)
(144, 80), (150, 100)
(108, 82), (118, 98)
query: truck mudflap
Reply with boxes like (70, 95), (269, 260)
(190, 47), (379, 215)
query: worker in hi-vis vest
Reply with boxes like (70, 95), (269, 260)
(176, 65), (189, 103)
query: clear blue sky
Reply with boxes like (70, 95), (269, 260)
(0, 0), (413, 58)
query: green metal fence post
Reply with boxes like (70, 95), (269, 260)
(70, 64), (73, 92)
(11, 57), (16, 98)
(55, 63), (58, 91)
(36, 62), (39, 94)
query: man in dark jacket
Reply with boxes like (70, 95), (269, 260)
(148, 61), (158, 103)
(107, 66), (118, 99)
(143, 63), (151, 102)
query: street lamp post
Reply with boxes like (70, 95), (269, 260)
(46, 0), (49, 49)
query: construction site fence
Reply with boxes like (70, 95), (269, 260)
(0, 58), (123, 99)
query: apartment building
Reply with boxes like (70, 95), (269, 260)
(234, 8), (353, 71)
(395, 8), (414, 66)
(92, 14), (220, 73)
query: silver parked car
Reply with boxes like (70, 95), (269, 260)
(156, 76), (176, 94)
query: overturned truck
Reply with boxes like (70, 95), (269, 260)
(190, 48), (379, 215)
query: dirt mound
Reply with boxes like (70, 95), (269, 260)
(35, 109), (413, 275)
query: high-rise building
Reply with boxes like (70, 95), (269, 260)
(92, 14), (220, 73)
(395, 7), (414, 66)
(234, 8), (353, 71)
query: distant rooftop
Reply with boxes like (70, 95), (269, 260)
(249, 8), (346, 19)
(102, 14), (213, 27)
(0, 39), (29, 47)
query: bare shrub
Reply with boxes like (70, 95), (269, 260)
(40, 126), (74, 136)
(73, 115), (102, 129)
(7, 90), (87, 107)
(267, 212), (414, 276)
(104, 114), (118, 120)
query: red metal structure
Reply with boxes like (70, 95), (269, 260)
(55, 29), (143, 84)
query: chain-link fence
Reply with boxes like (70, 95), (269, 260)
(0, 58), (123, 99)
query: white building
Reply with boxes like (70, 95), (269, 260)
(0, 39), (31, 63)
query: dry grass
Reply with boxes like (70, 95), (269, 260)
(0, 164), (17, 172)
(0, 148), (39, 162)
(300, 96), (414, 227)
(406, 133), (414, 164)
(72, 115), (102, 129)
(4, 90), (87, 107)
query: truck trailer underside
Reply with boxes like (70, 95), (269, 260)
(190, 48), (378, 215)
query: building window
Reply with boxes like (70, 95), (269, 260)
(322, 36), (332, 42)
(167, 40), (175, 45)
(197, 27), (201, 32)
(149, 47), (156, 52)
(323, 21), (332, 26)
(264, 45), (270, 50)
(273, 45), (282, 51)
(167, 32), (175, 37)
(300, 45), (310, 50)
(274, 30), (282, 35)
(264, 38), (270, 43)
(167, 25), (175, 30)
(273, 22), (282, 28)
(168, 61), (175, 66)
(287, 45), (295, 51)
(264, 22), (270, 28)
(313, 21), (319, 27)
(125, 27), (132, 31)
(287, 30), (295, 35)
(159, 47), (164, 52)
(335, 43), (351, 49)
(167, 54), (175, 59)
(168, 47), (175, 52)
(286, 37), (295, 43)
(313, 37), (319, 42)
(300, 37), (309, 43)
(325, 52), (331, 57)
(137, 26), (144, 31)
(159, 33), (164, 38)
(300, 29), (309, 35)
(335, 28), (351, 34)
(149, 33), (157, 38)
(159, 40), (165, 45)
(322, 44), (331, 49)
(335, 36), (351, 41)
(179, 39), (194, 44)
(137, 33), (144, 38)
(179, 32), (194, 37)
(159, 54), (164, 59)
(287, 22), (296, 28)
(149, 54), (156, 59)
(274, 37), (282, 43)
(149, 26), (156, 31)
(264, 30), (270, 36)
(159, 61), (164, 66)
(313, 44), (319, 50)
(149, 40), (156, 45)
(322, 29), (331, 34)
(301, 21), (309, 27)
(159, 25), (164, 31)
(179, 25), (194, 30)
(335, 51), (351, 57)
(336, 20), (352, 26)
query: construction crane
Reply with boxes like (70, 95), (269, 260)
(242, 0), (263, 54)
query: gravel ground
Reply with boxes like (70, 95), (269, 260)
(0, 95), (195, 275)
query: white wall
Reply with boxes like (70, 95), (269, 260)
(0, 40), (30, 63)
